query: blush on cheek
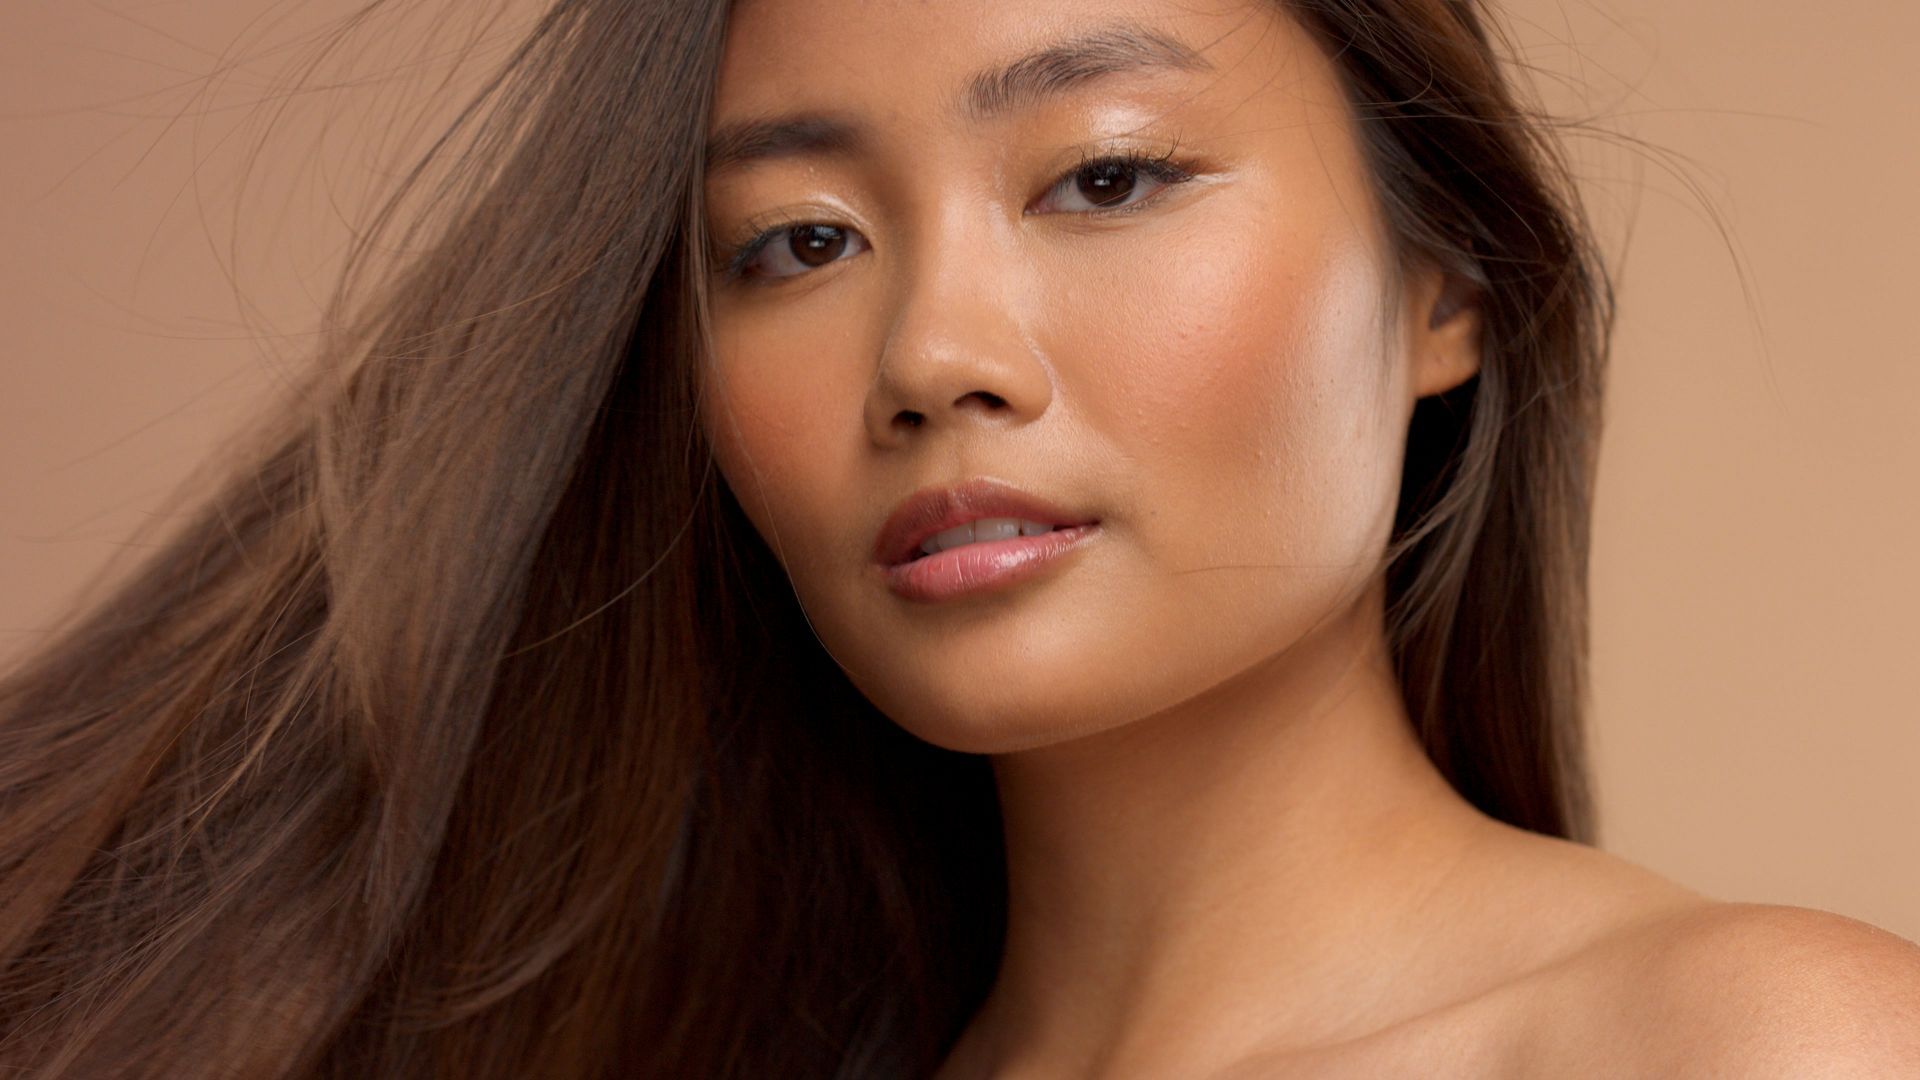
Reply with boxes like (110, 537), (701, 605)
(699, 363), (863, 582)
(700, 305), (872, 491)
(700, 372), (797, 537)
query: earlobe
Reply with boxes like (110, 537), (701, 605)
(1412, 270), (1483, 399)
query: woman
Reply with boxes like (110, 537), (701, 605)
(2, 0), (1915, 1075)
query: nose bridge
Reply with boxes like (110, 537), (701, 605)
(865, 199), (1053, 443)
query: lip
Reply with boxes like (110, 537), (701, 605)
(873, 478), (1101, 603)
(873, 477), (1099, 568)
(882, 523), (1100, 603)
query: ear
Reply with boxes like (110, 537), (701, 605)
(1405, 264), (1483, 399)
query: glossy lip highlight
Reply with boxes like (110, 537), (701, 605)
(883, 523), (1100, 603)
(873, 477), (1098, 568)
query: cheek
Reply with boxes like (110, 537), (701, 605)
(1067, 208), (1403, 573)
(698, 341), (860, 576)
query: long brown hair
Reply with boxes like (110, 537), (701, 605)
(0, 0), (1610, 1074)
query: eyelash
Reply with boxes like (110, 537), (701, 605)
(716, 144), (1199, 285)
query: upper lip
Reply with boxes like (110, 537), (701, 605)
(874, 477), (1098, 566)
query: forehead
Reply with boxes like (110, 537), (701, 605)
(706, 0), (1330, 159)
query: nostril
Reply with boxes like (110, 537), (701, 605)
(896, 410), (925, 428)
(958, 390), (1007, 410)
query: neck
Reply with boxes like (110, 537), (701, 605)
(954, 585), (1500, 1076)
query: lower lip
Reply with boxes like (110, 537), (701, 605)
(882, 524), (1099, 603)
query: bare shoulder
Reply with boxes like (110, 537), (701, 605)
(1210, 831), (1920, 1079)
(1445, 828), (1920, 1077)
(1577, 901), (1920, 1076)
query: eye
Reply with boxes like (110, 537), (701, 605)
(1031, 148), (1197, 215)
(718, 222), (870, 283)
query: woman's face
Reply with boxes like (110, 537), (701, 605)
(698, 0), (1478, 752)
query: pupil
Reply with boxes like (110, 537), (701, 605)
(791, 225), (846, 267)
(1077, 163), (1136, 207)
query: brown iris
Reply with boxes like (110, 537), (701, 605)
(786, 224), (849, 267)
(1074, 161), (1138, 208)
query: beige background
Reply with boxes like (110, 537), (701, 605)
(2, 2), (1914, 942)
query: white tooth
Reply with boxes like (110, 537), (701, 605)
(922, 522), (976, 556)
(920, 518), (1062, 556)
(971, 518), (1023, 543)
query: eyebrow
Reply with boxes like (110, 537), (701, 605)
(703, 22), (1213, 178)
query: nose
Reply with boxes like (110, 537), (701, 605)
(862, 225), (1055, 449)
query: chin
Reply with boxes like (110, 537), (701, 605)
(848, 662), (1127, 756)
(860, 644), (1243, 757)
(892, 705), (1122, 756)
